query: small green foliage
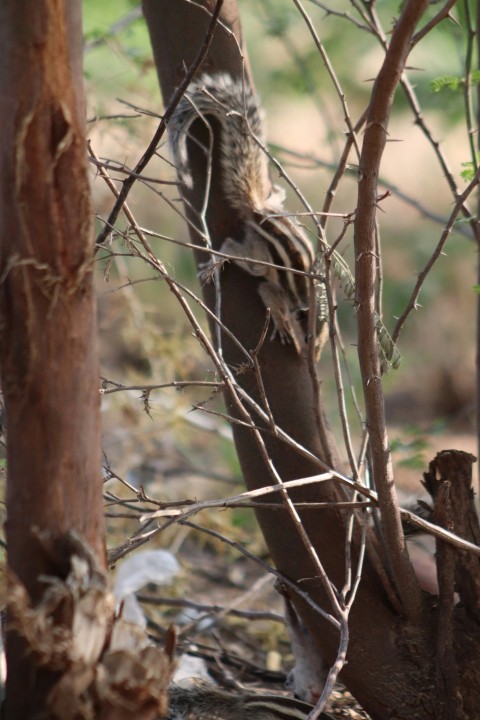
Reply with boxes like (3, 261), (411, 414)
(455, 216), (477, 225)
(460, 155), (480, 181)
(430, 75), (463, 93)
(474, 285), (480, 294)
(461, 162), (475, 181)
(430, 70), (480, 94)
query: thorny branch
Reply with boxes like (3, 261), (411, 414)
(361, 0), (479, 238)
(354, 0), (430, 624)
(412, 0), (458, 47)
(393, 168), (480, 343)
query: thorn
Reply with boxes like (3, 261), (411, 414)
(447, 12), (460, 27)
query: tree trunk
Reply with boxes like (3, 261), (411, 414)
(0, 1), (105, 716)
(142, 1), (480, 717)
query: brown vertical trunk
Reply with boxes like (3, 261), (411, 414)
(0, 1), (105, 717)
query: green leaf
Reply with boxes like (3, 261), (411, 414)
(455, 216), (477, 225)
(430, 70), (480, 94)
(461, 165), (475, 181)
(430, 75), (462, 93)
(460, 156), (480, 181)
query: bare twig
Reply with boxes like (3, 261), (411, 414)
(321, 111), (367, 231)
(324, 246), (359, 480)
(137, 593), (284, 623)
(308, 1), (374, 33)
(411, 0), (458, 47)
(95, 0), (225, 246)
(273, 143), (474, 239)
(88, 154), (179, 186)
(100, 378), (222, 395)
(363, 0), (479, 239)
(293, 0), (361, 160)
(461, 1), (478, 173)
(392, 168), (480, 343)
(181, 520), (340, 627)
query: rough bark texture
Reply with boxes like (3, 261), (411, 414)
(0, 1), (105, 716)
(422, 451), (480, 719)
(142, 1), (480, 717)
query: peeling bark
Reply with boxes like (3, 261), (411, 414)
(423, 450), (480, 718)
(0, 2), (105, 716)
(8, 533), (174, 720)
(423, 451), (480, 619)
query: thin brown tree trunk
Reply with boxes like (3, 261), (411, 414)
(0, 1), (105, 717)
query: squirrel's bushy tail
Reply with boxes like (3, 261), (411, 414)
(168, 73), (283, 212)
